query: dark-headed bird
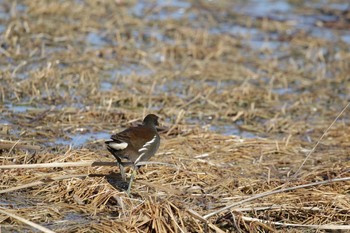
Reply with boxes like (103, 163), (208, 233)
(105, 114), (160, 194)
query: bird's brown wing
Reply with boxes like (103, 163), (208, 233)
(111, 126), (155, 150)
(110, 128), (131, 143)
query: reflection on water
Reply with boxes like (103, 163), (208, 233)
(210, 124), (257, 138)
(55, 132), (110, 147)
(5, 104), (33, 113)
(86, 32), (108, 48)
(235, 0), (291, 16)
(132, 0), (191, 21)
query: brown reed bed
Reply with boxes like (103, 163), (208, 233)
(1, 129), (349, 232)
(1, 0), (350, 232)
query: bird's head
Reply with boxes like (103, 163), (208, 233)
(143, 114), (159, 126)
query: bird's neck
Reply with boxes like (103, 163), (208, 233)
(143, 123), (156, 130)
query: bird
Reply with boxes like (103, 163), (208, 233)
(105, 114), (160, 194)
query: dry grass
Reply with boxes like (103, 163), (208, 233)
(1, 132), (349, 232)
(0, 0), (350, 232)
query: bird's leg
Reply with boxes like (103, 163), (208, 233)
(107, 148), (127, 181)
(114, 156), (126, 181)
(119, 163), (126, 181)
(126, 168), (137, 195)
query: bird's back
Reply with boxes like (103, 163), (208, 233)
(106, 124), (159, 163)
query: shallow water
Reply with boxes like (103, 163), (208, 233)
(55, 132), (110, 147)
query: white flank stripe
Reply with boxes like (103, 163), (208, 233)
(137, 136), (156, 153)
(144, 136), (156, 146)
(135, 135), (156, 164)
(109, 142), (128, 150)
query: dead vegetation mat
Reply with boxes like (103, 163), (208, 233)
(1, 131), (349, 232)
(0, 0), (350, 232)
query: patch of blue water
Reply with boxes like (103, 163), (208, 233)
(132, 0), (191, 20)
(86, 32), (108, 48)
(5, 103), (33, 113)
(55, 132), (110, 147)
(210, 124), (257, 138)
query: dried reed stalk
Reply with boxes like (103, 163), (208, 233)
(203, 176), (350, 219)
(0, 141), (40, 150)
(0, 161), (176, 169)
(0, 174), (87, 194)
(0, 161), (96, 169)
(240, 215), (350, 230)
(0, 208), (56, 233)
(293, 102), (350, 178)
